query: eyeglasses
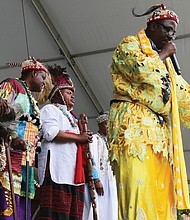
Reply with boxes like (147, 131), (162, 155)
(156, 22), (176, 39)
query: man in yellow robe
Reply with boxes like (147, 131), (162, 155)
(107, 4), (190, 220)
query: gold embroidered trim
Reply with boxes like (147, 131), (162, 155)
(0, 188), (13, 216)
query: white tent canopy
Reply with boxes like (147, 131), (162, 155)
(1, 0), (190, 179)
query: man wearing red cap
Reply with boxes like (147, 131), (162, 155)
(107, 4), (190, 220)
(0, 57), (47, 220)
(37, 64), (92, 220)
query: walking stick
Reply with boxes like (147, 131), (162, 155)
(4, 135), (18, 220)
(79, 114), (98, 220)
(25, 142), (31, 220)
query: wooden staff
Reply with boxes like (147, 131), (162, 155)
(4, 135), (18, 220)
(25, 141), (32, 220)
(79, 114), (98, 220)
(25, 144), (30, 220)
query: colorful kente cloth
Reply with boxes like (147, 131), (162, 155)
(0, 78), (39, 218)
(107, 29), (190, 220)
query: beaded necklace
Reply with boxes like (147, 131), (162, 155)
(53, 103), (77, 127)
(18, 79), (40, 116)
(16, 79), (42, 155)
(0, 139), (6, 171)
(16, 78), (41, 130)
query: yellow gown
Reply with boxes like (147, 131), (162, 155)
(107, 29), (190, 219)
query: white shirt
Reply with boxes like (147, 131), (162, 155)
(38, 103), (83, 186)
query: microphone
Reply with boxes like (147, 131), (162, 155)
(170, 54), (181, 75)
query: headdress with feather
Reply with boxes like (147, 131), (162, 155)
(35, 64), (74, 105)
(132, 4), (179, 24)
